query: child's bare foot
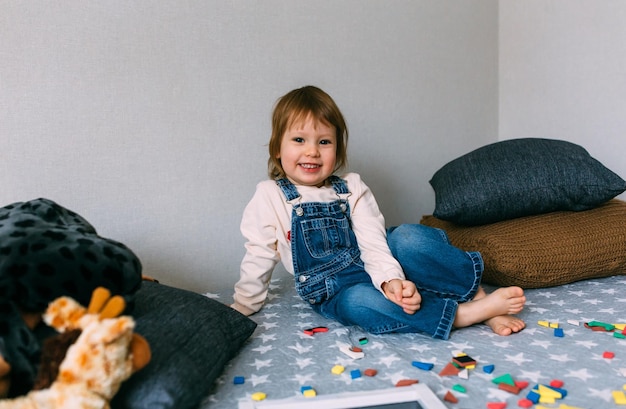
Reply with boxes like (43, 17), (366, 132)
(454, 286), (526, 332)
(484, 314), (526, 335)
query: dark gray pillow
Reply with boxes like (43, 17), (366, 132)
(429, 138), (626, 225)
(112, 281), (257, 409)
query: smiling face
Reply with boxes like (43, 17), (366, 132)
(277, 115), (337, 187)
(267, 86), (348, 180)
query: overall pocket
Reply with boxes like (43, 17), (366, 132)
(300, 216), (352, 259)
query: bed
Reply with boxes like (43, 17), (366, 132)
(5, 138), (626, 408)
(202, 272), (626, 409)
(198, 138), (626, 409)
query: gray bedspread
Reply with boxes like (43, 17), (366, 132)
(204, 274), (626, 408)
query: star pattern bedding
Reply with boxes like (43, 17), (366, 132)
(204, 273), (626, 409)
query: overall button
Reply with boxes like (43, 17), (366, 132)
(298, 275), (307, 283)
(309, 299), (316, 304)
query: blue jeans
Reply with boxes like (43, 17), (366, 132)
(277, 177), (483, 340)
(314, 224), (483, 339)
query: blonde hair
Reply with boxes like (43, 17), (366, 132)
(268, 86), (348, 180)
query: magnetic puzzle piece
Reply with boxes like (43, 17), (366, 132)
(301, 385), (317, 398)
(411, 361), (434, 371)
(303, 326), (329, 336)
(443, 391), (458, 403)
(339, 344), (365, 359)
(492, 373), (515, 386)
(363, 368), (378, 377)
(251, 392), (267, 401)
(395, 379), (419, 387)
(350, 369), (362, 379)
(613, 390), (626, 405)
(532, 383), (567, 403)
(538, 383), (566, 399)
(498, 382), (521, 395)
(438, 362), (461, 376)
(538, 395), (556, 404)
(550, 379), (564, 388)
(458, 368), (469, 379)
(585, 320), (614, 332)
(526, 390), (540, 404)
(452, 384), (466, 393)
(452, 354), (476, 367)
(486, 402), (507, 409)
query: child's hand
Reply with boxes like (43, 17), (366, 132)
(382, 279), (421, 314)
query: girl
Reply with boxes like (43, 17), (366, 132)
(231, 86), (525, 339)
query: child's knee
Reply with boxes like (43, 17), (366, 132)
(387, 224), (449, 256)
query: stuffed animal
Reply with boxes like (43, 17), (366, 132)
(0, 287), (150, 409)
(0, 198), (143, 397)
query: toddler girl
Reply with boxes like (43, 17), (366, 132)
(231, 86), (525, 339)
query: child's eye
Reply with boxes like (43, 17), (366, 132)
(320, 139), (333, 145)
(293, 137), (304, 143)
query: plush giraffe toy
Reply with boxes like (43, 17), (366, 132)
(0, 287), (150, 409)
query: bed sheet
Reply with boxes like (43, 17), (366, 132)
(204, 274), (626, 408)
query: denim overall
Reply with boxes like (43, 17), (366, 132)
(277, 177), (484, 340)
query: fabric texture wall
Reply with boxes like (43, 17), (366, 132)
(11, 2), (622, 293)
(1, 1), (498, 292)
(499, 1), (626, 195)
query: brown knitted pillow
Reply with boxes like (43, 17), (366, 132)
(420, 199), (626, 288)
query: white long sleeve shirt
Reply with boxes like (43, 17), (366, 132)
(232, 172), (405, 316)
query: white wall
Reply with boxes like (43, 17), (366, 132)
(0, 1), (499, 292)
(499, 1), (626, 199)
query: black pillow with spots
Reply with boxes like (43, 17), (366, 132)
(0, 198), (142, 311)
